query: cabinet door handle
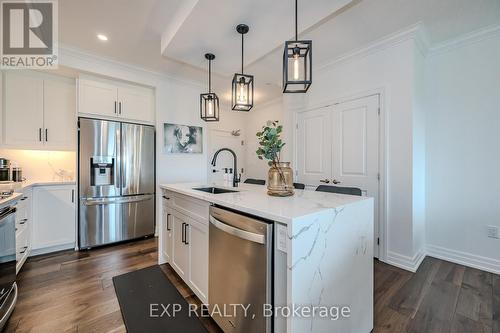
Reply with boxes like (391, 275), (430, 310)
(162, 196), (170, 200)
(39, 128), (42, 142)
(185, 224), (189, 245)
(45, 128), (48, 142)
(166, 214), (171, 231)
(71, 189), (74, 203)
(181, 222), (185, 243)
(114, 101), (117, 113)
(119, 102), (122, 115)
(19, 246), (28, 254)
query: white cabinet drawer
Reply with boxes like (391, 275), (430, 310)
(170, 192), (209, 225)
(16, 226), (29, 259)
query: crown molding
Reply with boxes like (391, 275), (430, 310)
(59, 44), (204, 88)
(428, 24), (500, 56)
(316, 22), (429, 72)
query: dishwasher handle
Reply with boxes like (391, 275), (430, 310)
(209, 215), (265, 244)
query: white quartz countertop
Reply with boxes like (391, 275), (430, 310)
(160, 182), (370, 224)
(0, 192), (22, 208)
(0, 180), (76, 192)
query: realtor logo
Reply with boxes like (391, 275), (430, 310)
(1, 0), (58, 68)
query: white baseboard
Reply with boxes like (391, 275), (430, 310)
(386, 249), (426, 272)
(30, 243), (75, 256)
(426, 244), (500, 275)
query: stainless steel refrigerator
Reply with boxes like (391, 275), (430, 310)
(78, 118), (155, 249)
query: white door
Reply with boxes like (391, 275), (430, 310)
(118, 85), (154, 123)
(161, 206), (173, 263)
(43, 77), (77, 150)
(78, 78), (118, 118)
(332, 95), (380, 256)
(3, 72), (44, 147)
(32, 186), (76, 250)
(296, 107), (332, 186)
(208, 129), (245, 183)
(296, 95), (381, 257)
(171, 210), (189, 279)
(187, 219), (208, 303)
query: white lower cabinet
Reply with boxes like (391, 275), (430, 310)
(171, 210), (189, 280)
(32, 185), (76, 253)
(161, 191), (209, 304)
(187, 219), (208, 303)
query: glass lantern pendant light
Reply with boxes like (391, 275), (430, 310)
(200, 53), (220, 122)
(283, 0), (312, 93)
(231, 24), (254, 111)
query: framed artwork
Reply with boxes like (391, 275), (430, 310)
(163, 123), (203, 154)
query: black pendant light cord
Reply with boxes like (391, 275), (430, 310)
(295, 0), (298, 41)
(241, 33), (244, 74)
(208, 58), (211, 93)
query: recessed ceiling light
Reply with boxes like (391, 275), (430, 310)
(97, 34), (108, 41)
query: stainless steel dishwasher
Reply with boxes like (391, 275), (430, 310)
(209, 206), (273, 333)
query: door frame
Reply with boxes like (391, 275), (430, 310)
(292, 87), (387, 261)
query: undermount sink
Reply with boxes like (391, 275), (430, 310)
(193, 187), (238, 194)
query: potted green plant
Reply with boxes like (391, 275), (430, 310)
(256, 121), (294, 196)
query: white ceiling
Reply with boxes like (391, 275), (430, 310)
(59, 0), (500, 104)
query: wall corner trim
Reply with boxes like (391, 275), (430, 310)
(386, 249), (426, 273)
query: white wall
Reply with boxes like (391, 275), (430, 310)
(244, 99), (284, 180)
(280, 32), (424, 270)
(425, 32), (500, 271)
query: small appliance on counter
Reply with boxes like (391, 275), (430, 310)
(11, 167), (24, 183)
(0, 159), (10, 183)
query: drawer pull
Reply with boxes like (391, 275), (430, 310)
(162, 196), (170, 200)
(19, 219), (27, 225)
(19, 246), (28, 254)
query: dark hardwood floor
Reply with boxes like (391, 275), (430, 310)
(4, 238), (499, 333)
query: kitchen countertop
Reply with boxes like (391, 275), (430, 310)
(160, 182), (370, 224)
(0, 180), (76, 192)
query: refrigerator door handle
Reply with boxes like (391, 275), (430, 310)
(83, 195), (153, 206)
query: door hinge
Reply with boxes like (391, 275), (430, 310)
(377, 237), (380, 245)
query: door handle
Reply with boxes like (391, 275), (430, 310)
(332, 179), (341, 184)
(166, 214), (171, 231)
(209, 216), (265, 244)
(319, 179), (330, 184)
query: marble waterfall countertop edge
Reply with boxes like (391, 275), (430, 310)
(159, 182), (371, 224)
(0, 192), (23, 208)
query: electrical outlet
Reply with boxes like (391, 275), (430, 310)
(486, 225), (499, 239)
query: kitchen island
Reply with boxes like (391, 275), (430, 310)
(159, 182), (373, 333)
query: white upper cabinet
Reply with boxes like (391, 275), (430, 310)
(78, 78), (118, 118)
(3, 72), (44, 147)
(43, 77), (77, 150)
(118, 84), (154, 122)
(2, 71), (76, 150)
(78, 76), (155, 124)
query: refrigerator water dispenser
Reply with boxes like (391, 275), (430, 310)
(90, 156), (114, 186)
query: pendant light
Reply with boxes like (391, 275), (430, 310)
(283, 0), (312, 93)
(231, 24), (254, 111)
(200, 53), (220, 122)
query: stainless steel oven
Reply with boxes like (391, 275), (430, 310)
(209, 206), (273, 333)
(0, 206), (17, 331)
